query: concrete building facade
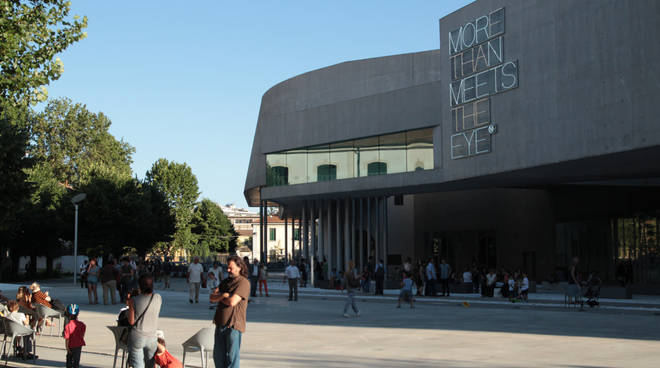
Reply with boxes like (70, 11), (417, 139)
(244, 0), (660, 290)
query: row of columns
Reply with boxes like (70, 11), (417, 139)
(259, 196), (390, 285)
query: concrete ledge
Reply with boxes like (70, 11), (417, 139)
(601, 286), (632, 299)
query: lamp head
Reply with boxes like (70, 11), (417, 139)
(71, 193), (87, 205)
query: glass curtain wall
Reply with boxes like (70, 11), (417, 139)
(266, 127), (434, 186)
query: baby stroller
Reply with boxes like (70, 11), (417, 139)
(584, 274), (601, 308)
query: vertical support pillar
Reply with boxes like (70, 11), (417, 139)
(263, 202), (268, 263)
(303, 203), (308, 262)
(359, 198), (364, 271)
(336, 199), (342, 273)
(258, 200), (263, 262)
(344, 197), (350, 269)
(367, 197), (371, 267)
(318, 201), (324, 268)
(383, 196), (388, 278)
(351, 198), (356, 264)
(285, 216), (289, 263)
(326, 199), (332, 280)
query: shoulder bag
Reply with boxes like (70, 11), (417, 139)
(120, 293), (155, 345)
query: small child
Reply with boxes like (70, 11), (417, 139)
(207, 272), (219, 309)
(63, 304), (86, 368)
(397, 272), (415, 309)
(7, 300), (34, 359)
(154, 337), (183, 368)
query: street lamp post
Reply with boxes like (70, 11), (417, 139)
(71, 193), (86, 285)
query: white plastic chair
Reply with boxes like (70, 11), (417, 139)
(107, 325), (129, 368)
(1, 317), (36, 365)
(35, 303), (62, 336)
(182, 327), (214, 368)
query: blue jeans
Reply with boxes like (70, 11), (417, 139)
(214, 326), (242, 368)
(128, 333), (157, 368)
(343, 290), (359, 314)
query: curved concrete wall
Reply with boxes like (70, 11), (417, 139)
(245, 0), (660, 206)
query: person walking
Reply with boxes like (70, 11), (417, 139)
(342, 260), (361, 318)
(397, 271), (415, 309)
(425, 258), (437, 297)
(119, 257), (134, 303)
(258, 262), (269, 297)
(209, 262), (224, 284)
(211, 255), (250, 368)
(127, 274), (162, 368)
(101, 259), (118, 305)
(86, 259), (100, 304)
(248, 258), (259, 298)
(438, 259), (451, 296)
(187, 257), (204, 304)
(284, 260), (300, 301)
(79, 260), (88, 289)
(374, 259), (385, 295)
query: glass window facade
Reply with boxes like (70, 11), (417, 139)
(265, 127), (435, 186)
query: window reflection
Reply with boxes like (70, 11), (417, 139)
(266, 153), (287, 186)
(287, 149), (307, 184)
(406, 128), (434, 171)
(307, 144), (329, 183)
(265, 127), (435, 186)
(379, 132), (406, 175)
(330, 141), (355, 179)
(317, 164), (337, 181)
(354, 136), (379, 178)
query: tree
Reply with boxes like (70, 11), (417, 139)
(0, 0), (87, 110)
(28, 98), (135, 188)
(190, 199), (237, 257)
(146, 158), (200, 257)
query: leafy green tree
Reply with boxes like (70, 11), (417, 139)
(146, 158), (200, 257)
(74, 177), (176, 259)
(190, 199), (237, 257)
(0, 0), (87, 110)
(28, 98), (135, 188)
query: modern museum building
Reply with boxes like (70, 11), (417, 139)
(244, 0), (660, 291)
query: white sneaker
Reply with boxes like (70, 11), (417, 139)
(343, 313), (350, 318)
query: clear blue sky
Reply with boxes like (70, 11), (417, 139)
(46, 0), (472, 209)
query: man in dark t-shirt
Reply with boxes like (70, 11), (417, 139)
(210, 256), (250, 368)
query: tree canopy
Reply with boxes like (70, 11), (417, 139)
(191, 198), (237, 257)
(146, 158), (200, 256)
(0, 0), (87, 109)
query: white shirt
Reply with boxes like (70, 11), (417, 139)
(210, 266), (223, 281)
(285, 265), (300, 279)
(252, 264), (259, 276)
(188, 263), (204, 283)
(521, 277), (529, 291)
(486, 273), (497, 286)
(8, 311), (27, 326)
(463, 271), (472, 283)
(508, 278), (515, 291)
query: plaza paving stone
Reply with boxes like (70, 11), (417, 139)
(2, 279), (660, 367)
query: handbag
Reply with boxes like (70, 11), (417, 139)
(120, 293), (154, 345)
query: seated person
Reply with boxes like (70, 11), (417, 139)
(29, 282), (53, 308)
(6, 300), (35, 359)
(154, 337), (183, 368)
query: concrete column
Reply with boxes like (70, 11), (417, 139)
(326, 199), (332, 280)
(359, 198), (364, 270)
(318, 200), (324, 266)
(384, 196), (388, 277)
(264, 202), (268, 263)
(259, 200), (263, 262)
(367, 197), (371, 265)
(303, 203), (308, 261)
(344, 197), (350, 269)
(351, 197), (356, 263)
(285, 216), (289, 262)
(335, 199), (341, 273)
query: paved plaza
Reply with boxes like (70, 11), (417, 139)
(3, 279), (660, 367)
